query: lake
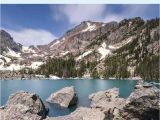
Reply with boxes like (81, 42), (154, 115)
(0, 79), (137, 117)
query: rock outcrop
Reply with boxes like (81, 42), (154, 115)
(0, 30), (22, 53)
(45, 107), (106, 120)
(113, 83), (160, 120)
(0, 91), (48, 120)
(46, 86), (78, 108)
(89, 88), (125, 118)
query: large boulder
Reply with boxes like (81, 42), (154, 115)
(46, 86), (78, 108)
(113, 83), (160, 120)
(45, 107), (106, 120)
(89, 88), (125, 117)
(0, 91), (48, 120)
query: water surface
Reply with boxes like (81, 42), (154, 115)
(0, 79), (137, 117)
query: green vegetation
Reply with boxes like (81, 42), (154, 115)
(37, 53), (98, 78)
(135, 55), (159, 80)
(103, 55), (130, 79)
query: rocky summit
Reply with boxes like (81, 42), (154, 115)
(46, 86), (78, 108)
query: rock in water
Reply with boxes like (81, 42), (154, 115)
(45, 107), (106, 120)
(46, 86), (78, 108)
(113, 84), (160, 120)
(0, 91), (48, 120)
(89, 88), (125, 118)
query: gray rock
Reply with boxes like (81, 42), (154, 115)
(0, 91), (48, 120)
(45, 107), (106, 120)
(89, 88), (125, 117)
(46, 86), (78, 108)
(113, 84), (160, 120)
(0, 30), (22, 53)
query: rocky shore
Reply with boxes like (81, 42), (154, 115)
(0, 82), (159, 120)
(46, 86), (78, 108)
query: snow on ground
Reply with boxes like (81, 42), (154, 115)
(82, 22), (96, 32)
(0, 61), (43, 71)
(61, 51), (69, 56)
(102, 23), (106, 26)
(22, 46), (36, 53)
(108, 45), (118, 50)
(62, 37), (65, 41)
(0, 55), (11, 63)
(101, 42), (106, 48)
(50, 41), (60, 48)
(6, 48), (21, 57)
(29, 62), (43, 69)
(35, 74), (45, 78)
(32, 53), (44, 57)
(98, 42), (111, 60)
(0, 59), (5, 68)
(0, 64), (25, 71)
(49, 75), (61, 79)
(108, 36), (134, 50)
(76, 50), (92, 60)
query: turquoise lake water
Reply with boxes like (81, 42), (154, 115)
(0, 79), (137, 117)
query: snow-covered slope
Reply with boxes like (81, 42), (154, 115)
(22, 46), (36, 53)
(98, 42), (111, 60)
(82, 22), (96, 32)
(76, 50), (92, 60)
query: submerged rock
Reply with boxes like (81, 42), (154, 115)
(45, 107), (106, 120)
(89, 88), (125, 118)
(46, 86), (78, 108)
(113, 83), (160, 120)
(0, 91), (48, 120)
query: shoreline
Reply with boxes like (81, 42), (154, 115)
(0, 77), (145, 81)
(1, 75), (160, 81)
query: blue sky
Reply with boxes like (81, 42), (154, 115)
(1, 4), (159, 46)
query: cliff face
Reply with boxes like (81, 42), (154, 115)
(0, 30), (22, 54)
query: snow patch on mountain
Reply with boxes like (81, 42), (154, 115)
(49, 75), (61, 79)
(98, 42), (111, 60)
(0, 55), (11, 63)
(82, 22), (96, 32)
(50, 41), (60, 48)
(32, 53), (44, 57)
(0, 61), (43, 71)
(22, 46), (36, 53)
(6, 48), (21, 58)
(0, 64), (25, 71)
(110, 36), (135, 50)
(30, 62), (43, 69)
(61, 51), (69, 56)
(76, 50), (92, 60)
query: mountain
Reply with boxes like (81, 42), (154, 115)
(0, 17), (159, 80)
(0, 30), (22, 54)
(38, 20), (117, 57)
(0, 30), (46, 71)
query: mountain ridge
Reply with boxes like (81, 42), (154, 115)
(0, 17), (159, 80)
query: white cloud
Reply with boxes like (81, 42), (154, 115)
(103, 14), (123, 23)
(52, 5), (106, 24)
(51, 5), (157, 24)
(4, 28), (57, 46)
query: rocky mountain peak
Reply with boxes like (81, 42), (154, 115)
(0, 30), (22, 54)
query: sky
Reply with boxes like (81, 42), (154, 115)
(1, 4), (159, 46)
